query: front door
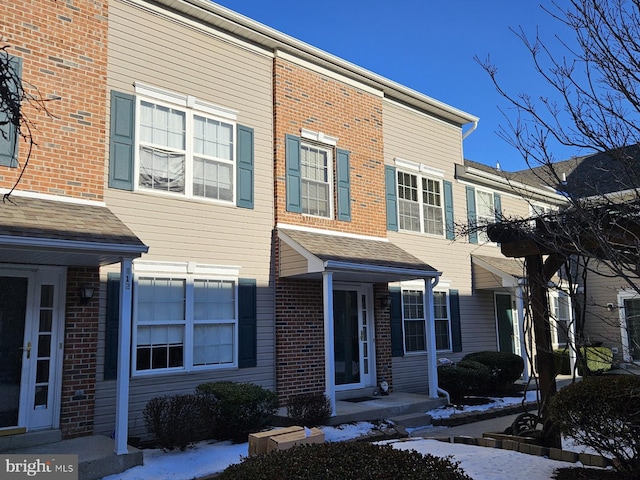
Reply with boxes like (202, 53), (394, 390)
(0, 267), (65, 432)
(496, 293), (519, 355)
(333, 285), (373, 390)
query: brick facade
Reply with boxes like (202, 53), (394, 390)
(273, 58), (387, 237)
(0, 0), (107, 200)
(60, 267), (100, 439)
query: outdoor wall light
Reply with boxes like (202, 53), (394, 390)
(378, 295), (392, 309)
(606, 303), (615, 312)
(80, 285), (95, 303)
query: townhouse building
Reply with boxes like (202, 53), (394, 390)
(2, 0), (599, 460)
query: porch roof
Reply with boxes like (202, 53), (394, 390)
(278, 227), (440, 283)
(471, 254), (525, 290)
(0, 195), (148, 266)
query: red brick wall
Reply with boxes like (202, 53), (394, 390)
(273, 58), (387, 237)
(275, 278), (325, 404)
(60, 267), (99, 439)
(373, 283), (393, 392)
(0, 0), (107, 200)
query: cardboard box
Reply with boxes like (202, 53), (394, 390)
(266, 427), (324, 453)
(248, 426), (304, 456)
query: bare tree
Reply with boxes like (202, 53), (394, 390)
(467, 0), (640, 447)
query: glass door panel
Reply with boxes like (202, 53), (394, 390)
(333, 290), (360, 386)
(0, 277), (28, 428)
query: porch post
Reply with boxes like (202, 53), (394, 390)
(115, 258), (133, 455)
(323, 271), (336, 416)
(516, 285), (530, 382)
(424, 278), (438, 398)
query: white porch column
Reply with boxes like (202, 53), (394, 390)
(516, 285), (530, 382)
(115, 258), (133, 455)
(568, 296), (578, 375)
(323, 271), (336, 416)
(424, 278), (438, 398)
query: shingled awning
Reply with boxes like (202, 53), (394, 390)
(0, 196), (148, 266)
(278, 227), (440, 283)
(471, 254), (560, 290)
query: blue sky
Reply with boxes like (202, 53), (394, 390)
(213, 0), (579, 172)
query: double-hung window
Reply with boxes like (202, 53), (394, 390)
(401, 289), (452, 353)
(475, 189), (495, 243)
(397, 171), (444, 236)
(301, 142), (332, 217)
(134, 273), (237, 374)
(136, 84), (236, 202)
(550, 292), (571, 347)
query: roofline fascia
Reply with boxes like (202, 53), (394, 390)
(0, 236), (149, 256)
(147, 0), (479, 126)
(325, 260), (441, 279)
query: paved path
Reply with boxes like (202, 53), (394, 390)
(410, 412), (526, 439)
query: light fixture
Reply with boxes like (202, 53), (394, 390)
(378, 295), (392, 309)
(80, 285), (95, 304)
(606, 303), (615, 312)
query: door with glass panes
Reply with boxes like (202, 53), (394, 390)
(0, 267), (64, 431)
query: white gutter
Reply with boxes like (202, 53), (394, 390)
(0, 236), (149, 255)
(462, 119), (479, 140)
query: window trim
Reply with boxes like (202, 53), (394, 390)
(133, 85), (238, 204)
(396, 169), (445, 237)
(131, 262), (240, 376)
(300, 139), (334, 219)
(475, 187), (496, 244)
(433, 290), (452, 352)
(549, 290), (572, 348)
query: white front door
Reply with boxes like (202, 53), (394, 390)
(332, 284), (374, 390)
(0, 267), (65, 432)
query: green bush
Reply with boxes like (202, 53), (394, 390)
(548, 375), (640, 477)
(438, 360), (491, 402)
(287, 392), (332, 426)
(462, 351), (524, 391)
(553, 347), (613, 376)
(217, 441), (473, 480)
(196, 381), (279, 443)
(142, 394), (203, 450)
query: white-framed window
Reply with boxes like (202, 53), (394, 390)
(401, 288), (451, 353)
(135, 83), (237, 203)
(549, 291), (571, 347)
(476, 189), (495, 243)
(433, 291), (452, 351)
(133, 269), (238, 374)
(397, 171), (444, 236)
(301, 141), (333, 217)
(619, 292), (640, 362)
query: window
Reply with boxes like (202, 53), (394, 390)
(397, 171), (444, 236)
(0, 53), (22, 167)
(434, 291), (451, 351)
(136, 90), (236, 202)
(550, 292), (571, 347)
(134, 275), (237, 373)
(301, 142), (332, 217)
(476, 190), (495, 243)
(401, 289), (451, 353)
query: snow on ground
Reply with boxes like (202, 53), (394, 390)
(101, 392), (599, 480)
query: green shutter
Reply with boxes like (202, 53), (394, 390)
(238, 278), (257, 368)
(104, 273), (120, 380)
(108, 91), (135, 190)
(493, 193), (502, 222)
(449, 289), (462, 352)
(466, 186), (478, 244)
(285, 134), (302, 213)
(336, 148), (351, 221)
(385, 166), (398, 231)
(443, 180), (454, 240)
(0, 55), (22, 167)
(390, 287), (404, 357)
(236, 124), (254, 209)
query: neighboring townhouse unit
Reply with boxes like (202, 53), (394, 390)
(0, 0), (147, 450)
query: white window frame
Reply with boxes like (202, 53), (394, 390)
(618, 290), (640, 362)
(549, 291), (572, 348)
(401, 289), (427, 353)
(399, 283), (452, 354)
(134, 83), (238, 204)
(475, 188), (495, 244)
(131, 261), (239, 376)
(300, 140), (334, 219)
(396, 169), (445, 237)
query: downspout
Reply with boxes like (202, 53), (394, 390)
(462, 119), (479, 140)
(429, 276), (452, 404)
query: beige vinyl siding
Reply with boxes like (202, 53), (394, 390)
(279, 242), (309, 278)
(96, 0), (275, 438)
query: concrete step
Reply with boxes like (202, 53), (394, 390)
(389, 412), (433, 428)
(0, 429), (62, 451)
